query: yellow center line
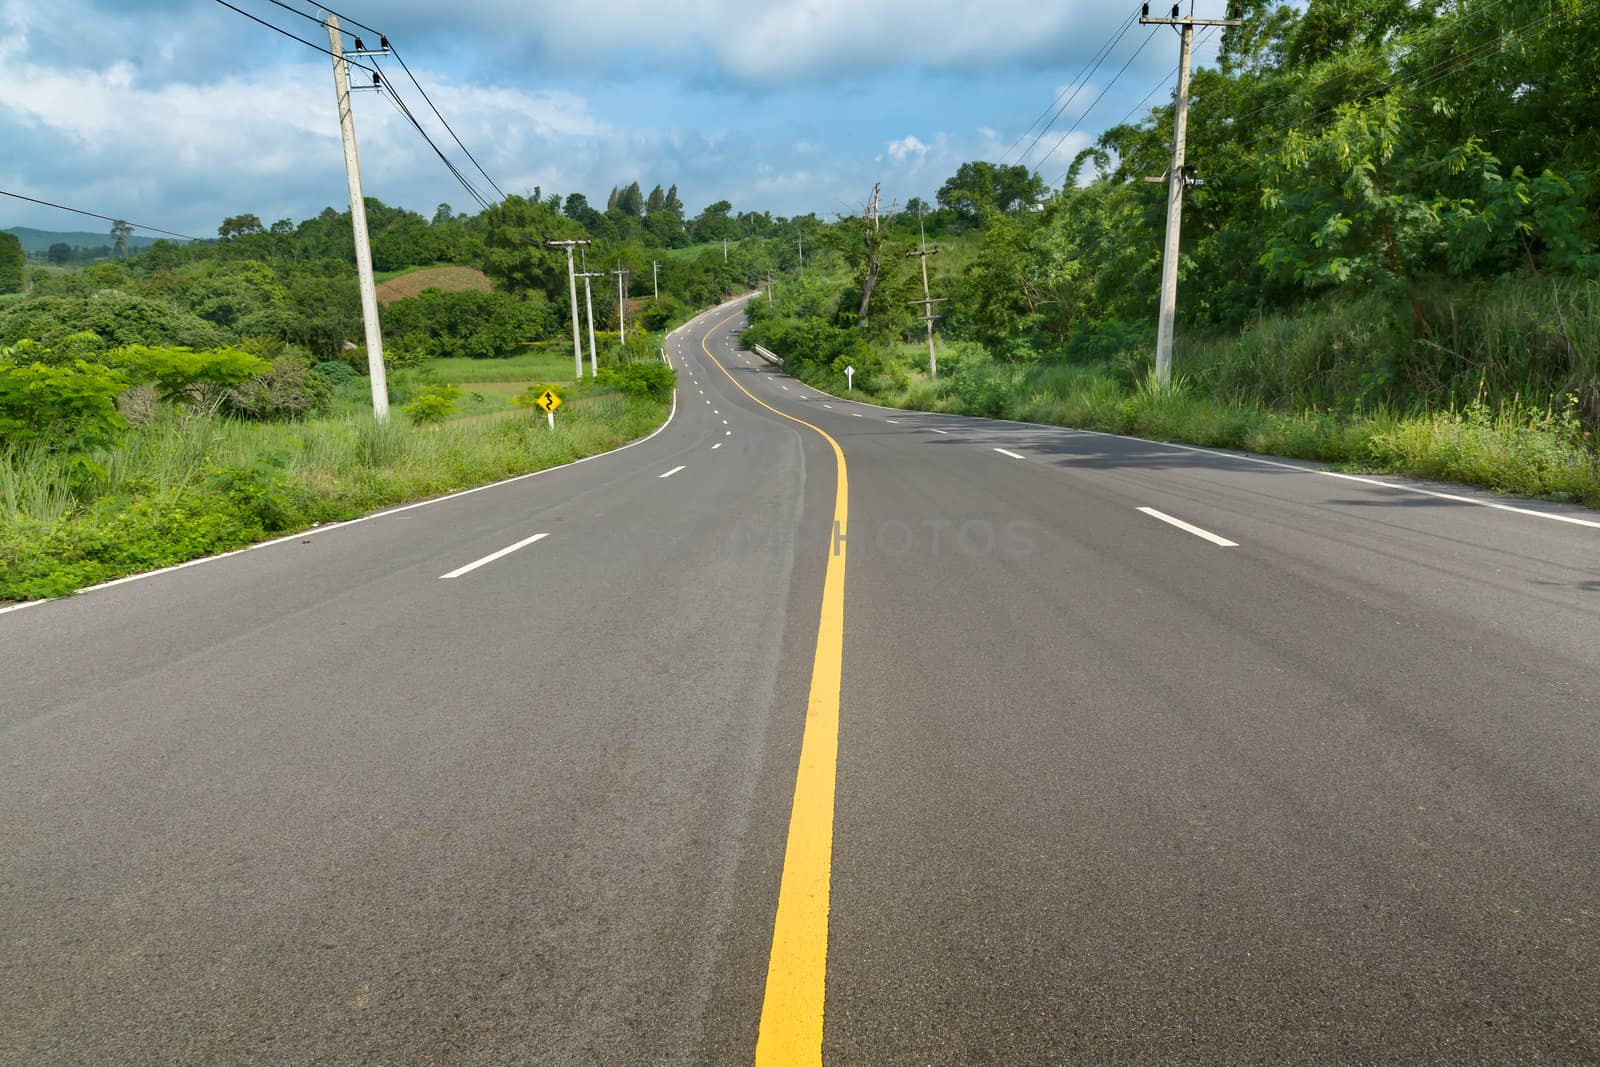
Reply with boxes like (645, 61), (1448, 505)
(698, 307), (846, 1067)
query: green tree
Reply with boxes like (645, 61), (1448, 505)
(936, 162), (1047, 222)
(478, 194), (585, 294)
(218, 214), (266, 239)
(47, 242), (72, 266)
(0, 232), (23, 294)
(110, 220), (134, 259)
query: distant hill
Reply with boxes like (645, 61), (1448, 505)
(3, 226), (174, 253)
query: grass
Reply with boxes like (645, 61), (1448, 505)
(759, 274), (1600, 509)
(423, 343), (580, 385)
(0, 383), (670, 601)
(851, 358), (1600, 507)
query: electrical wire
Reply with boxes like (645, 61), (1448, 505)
(999, 6), (1142, 165)
(376, 71), (492, 210)
(389, 48), (507, 201)
(1108, 24), (1218, 133)
(1035, 27), (1161, 172)
(256, 0), (355, 36)
(211, 0), (503, 209)
(0, 189), (203, 242)
(209, 0), (378, 76)
(1011, 10), (1145, 167)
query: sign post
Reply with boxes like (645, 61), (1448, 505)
(534, 388), (562, 430)
(845, 365), (855, 391)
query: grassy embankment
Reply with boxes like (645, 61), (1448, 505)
(750, 265), (1600, 507)
(0, 372), (670, 602)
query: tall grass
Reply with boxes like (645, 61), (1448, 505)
(819, 283), (1600, 508)
(0, 390), (668, 601)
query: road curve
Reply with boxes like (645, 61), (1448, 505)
(4, 297), (1598, 1064)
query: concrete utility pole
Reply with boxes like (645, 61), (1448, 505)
(767, 272), (773, 305)
(578, 248), (601, 378)
(1140, 2), (1240, 384)
(652, 259), (659, 301)
(797, 234), (804, 275)
(547, 238), (591, 378)
(326, 17), (391, 418)
(723, 238), (729, 262)
(905, 208), (944, 381)
(612, 265), (632, 352)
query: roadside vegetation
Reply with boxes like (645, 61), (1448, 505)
(740, 0), (1600, 506)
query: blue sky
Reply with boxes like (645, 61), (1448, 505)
(0, 0), (1223, 238)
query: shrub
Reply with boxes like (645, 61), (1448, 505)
(311, 360), (360, 385)
(402, 384), (461, 424)
(596, 362), (676, 399)
(0, 292), (229, 350)
(382, 288), (549, 359)
(111, 345), (273, 408)
(0, 353), (129, 450)
(225, 354), (333, 419)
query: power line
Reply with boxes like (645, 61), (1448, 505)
(389, 49), (507, 201)
(209, 0), (378, 76)
(1011, 8), (1145, 167)
(1108, 25), (1214, 131)
(302, 0), (383, 37)
(257, 0), (355, 35)
(212, 0), (499, 210)
(1035, 27), (1161, 173)
(378, 82), (491, 210)
(1000, 7), (1141, 165)
(0, 189), (202, 242)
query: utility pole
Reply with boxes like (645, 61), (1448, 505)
(612, 265), (632, 353)
(905, 207), (944, 381)
(767, 272), (773, 305)
(1140, 2), (1240, 384)
(547, 238), (591, 378)
(326, 17), (391, 418)
(652, 259), (659, 301)
(797, 234), (804, 275)
(723, 237), (729, 262)
(578, 248), (602, 378)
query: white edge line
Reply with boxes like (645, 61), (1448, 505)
(1137, 506), (1239, 547)
(994, 448), (1025, 459)
(439, 532), (549, 579)
(929, 429), (949, 434)
(0, 312), (719, 617)
(659, 465), (686, 478)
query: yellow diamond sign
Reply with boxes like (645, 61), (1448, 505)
(535, 389), (562, 414)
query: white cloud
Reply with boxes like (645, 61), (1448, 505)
(886, 135), (930, 164)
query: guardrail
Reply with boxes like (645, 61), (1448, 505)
(752, 344), (782, 366)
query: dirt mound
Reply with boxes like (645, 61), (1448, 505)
(375, 266), (493, 305)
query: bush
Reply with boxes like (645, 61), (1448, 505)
(0, 292), (230, 351)
(596, 362), (676, 399)
(0, 351), (129, 450)
(312, 360), (360, 385)
(382, 288), (550, 359)
(637, 296), (682, 331)
(402, 384), (461, 424)
(225, 354), (333, 420)
(111, 345), (273, 408)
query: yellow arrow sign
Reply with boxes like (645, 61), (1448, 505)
(535, 389), (562, 414)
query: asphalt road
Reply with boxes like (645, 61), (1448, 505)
(4, 295), (1598, 1064)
